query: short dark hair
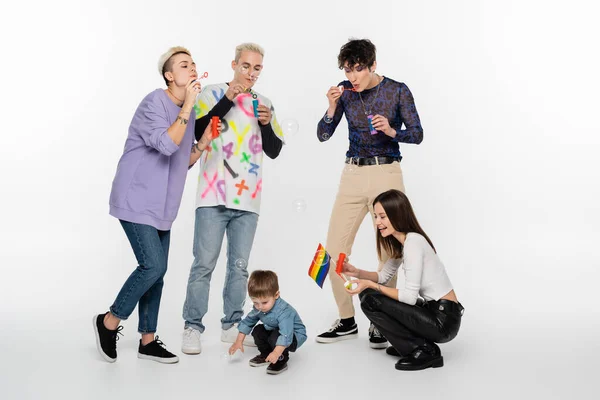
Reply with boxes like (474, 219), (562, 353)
(248, 270), (279, 298)
(338, 38), (377, 69)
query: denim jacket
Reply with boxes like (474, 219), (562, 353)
(238, 297), (307, 348)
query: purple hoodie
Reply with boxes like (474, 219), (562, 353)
(109, 89), (195, 230)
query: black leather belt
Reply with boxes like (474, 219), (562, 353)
(345, 156), (401, 166)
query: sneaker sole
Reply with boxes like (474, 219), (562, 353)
(369, 341), (389, 349)
(138, 353), (180, 364)
(181, 348), (202, 355)
(315, 332), (358, 343)
(266, 365), (288, 375)
(92, 314), (116, 363)
(249, 361), (270, 367)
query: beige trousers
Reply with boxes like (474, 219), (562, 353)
(326, 161), (405, 318)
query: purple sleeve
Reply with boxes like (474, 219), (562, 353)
(137, 94), (180, 156)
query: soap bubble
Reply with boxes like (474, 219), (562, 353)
(281, 119), (299, 136)
(235, 258), (248, 270)
(311, 250), (331, 267)
(292, 199), (307, 213)
(221, 350), (243, 363)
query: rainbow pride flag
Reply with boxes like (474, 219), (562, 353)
(308, 243), (331, 288)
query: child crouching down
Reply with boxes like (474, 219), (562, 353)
(228, 270), (307, 375)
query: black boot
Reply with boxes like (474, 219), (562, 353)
(395, 343), (443, 371)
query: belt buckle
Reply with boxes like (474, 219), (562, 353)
(350, 157), (359, 166)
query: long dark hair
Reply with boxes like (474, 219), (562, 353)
(373, 189), (436, 260)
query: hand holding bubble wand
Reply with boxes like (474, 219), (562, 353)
(338, 85), (357, 93)
(308, 246), (356, 290)
(335, 253), (357, 290)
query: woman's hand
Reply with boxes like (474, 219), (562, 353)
(183, 79), (202, 109)
(344, 278), (375, 295)
(342, 261), (360, 278)
(198, 120), (222, 150)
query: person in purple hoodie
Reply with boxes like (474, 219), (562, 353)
(93, 46), (217, 364)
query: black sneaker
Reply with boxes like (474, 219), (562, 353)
(368, 323), (388, 349)
(266, 359), (288, 375)
(249, 354), (270, 367)
(316, 319), (358, 343)
(138, 336), (179, 364)
(93, 313), (123, 363)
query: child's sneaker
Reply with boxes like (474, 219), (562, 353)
(221, 323), (257, 347)
(249, 354), (270, 367)
(368, 323), (388, 349)
(266, 359), (288, 375)
(92, 313), (123, 363)
(138, 336), (179, 364)
(181, 327), (202, 354)
(315, 319), (358, 343)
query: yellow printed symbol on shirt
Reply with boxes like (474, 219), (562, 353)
(194, 100), (211, 118)
(228, 120), (251, 156)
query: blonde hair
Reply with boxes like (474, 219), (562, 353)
(234, 42), (264, 63)
(157, 46), (191, 86)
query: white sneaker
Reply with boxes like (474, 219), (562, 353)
(182, 327), (202, 354)
(221, 323), (257, 347)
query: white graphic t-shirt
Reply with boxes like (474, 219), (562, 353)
(193, 83), (284, 215)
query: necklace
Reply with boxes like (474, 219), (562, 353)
(167, 87), (184, 105)
(358, 75), (383, 115)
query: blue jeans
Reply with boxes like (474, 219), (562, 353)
(110, 220), (170, 334)
(183, 206), (259, 332)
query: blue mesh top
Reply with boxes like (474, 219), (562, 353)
(317, 77), (423, 158)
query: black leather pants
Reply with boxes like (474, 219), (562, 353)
(359, 289), (464, 356)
